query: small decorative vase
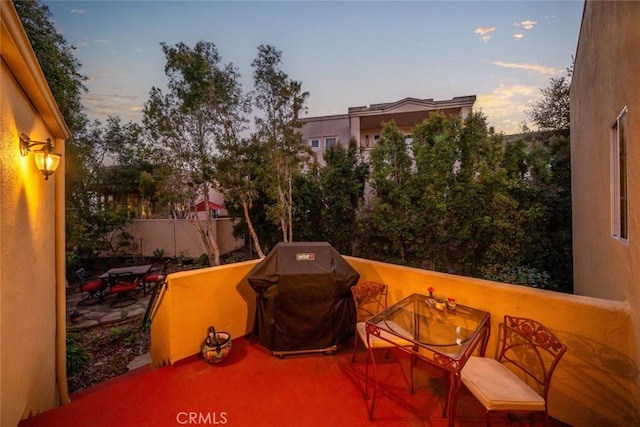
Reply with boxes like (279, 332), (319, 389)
(201, 326), (232, 364)
(446, 299), (457, 311)
(435, 301), (446, 311)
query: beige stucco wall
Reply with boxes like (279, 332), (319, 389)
(301, 96), (476, 165)
(125, 218), (244, 259)
(1, 2), (70, 425)
(570, 2), (640, 414)
(301, 114), (351, 164)
(571, 0), (640, 303)
(151, 256), (638, 426)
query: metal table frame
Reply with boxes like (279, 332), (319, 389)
(365, 293), (490, 426)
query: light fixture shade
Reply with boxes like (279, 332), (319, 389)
(33, 149), (61, 179)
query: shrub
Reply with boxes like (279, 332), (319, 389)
(66, 332), (91, 377)
(152, 248), (166, 261)
(108, 326), (138, 346)
(483, 266), (557, 290)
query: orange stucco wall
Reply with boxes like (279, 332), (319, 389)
(151, 256), (637, 426)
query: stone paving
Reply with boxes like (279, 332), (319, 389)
(66, 287), (155, 370)
(66, 288), (153, 331)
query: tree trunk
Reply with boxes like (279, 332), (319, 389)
(277, 183), (288, 242)
(287, 174), (293, 242)
(242, 200), (265, 258)
(206, 215), (221, 266)
(192, 203), (221, 266)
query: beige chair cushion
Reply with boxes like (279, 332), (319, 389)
(356, 321), (414, 349)
(461, 356), (545, 411)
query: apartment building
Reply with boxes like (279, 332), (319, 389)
(301, 95), (476, 164)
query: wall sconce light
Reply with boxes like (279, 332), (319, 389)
(19, 133), (61, 180)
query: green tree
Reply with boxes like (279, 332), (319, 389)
(251, 45), (311, 242)
(292, 167), (325, 243)
(410, 113), (462, 269)
(143, 41), (248, 265)
(319, 139), (369, 255)
(362, 121), (414, 263)
(527, 72), (571, 132)
(217, 136), (266, 258)
(503, 132), (572, 291)
(455, 113), (523, 275)
(14, 0), (87, 134)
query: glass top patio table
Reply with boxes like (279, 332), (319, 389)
(364, 293), (491, 426)
(98, 264), (153, 279)
(367, 293), (490, 358)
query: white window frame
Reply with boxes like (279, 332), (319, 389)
(324, 137), (337, 149)
(611, 107), (628, 241)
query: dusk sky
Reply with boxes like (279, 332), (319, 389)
(45, 1), (584, 134)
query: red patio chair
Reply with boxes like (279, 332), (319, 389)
(108, 272), (140, 307)
(76, 268), (107, 306)
(142, 261), (168, 297)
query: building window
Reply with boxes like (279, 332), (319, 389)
(310, 138), (320, 148)
(612, 107), (628, 240)
(405, 134), (413, 145)
(373, 134), (380, 145)
(325, 137), (337, 149)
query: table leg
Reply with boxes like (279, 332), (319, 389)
(366, 334), (378, 419)
(445, 372), (461, 427)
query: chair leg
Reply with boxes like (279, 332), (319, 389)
(410, 350), (415, 393)
(351, 334), (359, 362)
(366, 346), (379, 420)
(364, 347), (370, 399)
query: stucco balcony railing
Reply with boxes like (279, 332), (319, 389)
(149, 257), (638, 427)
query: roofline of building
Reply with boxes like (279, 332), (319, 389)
(348, 95), (476, 116)
(300, 113), (349, 123)
(301, 95), (476, 123)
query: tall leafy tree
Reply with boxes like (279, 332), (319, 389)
(143, 41), (248, 265)
(362, 121), (414, 263)
(319, 139), (369, 254)
(455, 113), (522, 273)
(503, 132), (572, 291)
(411, 113), (462, 269)
(291, 166), (325, 243)
(527, 62), (572, 132)
(251, 45), (311, 242)
(14, 0), (88, 133)
(217, 136), (265, 258)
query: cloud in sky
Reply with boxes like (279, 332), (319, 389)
(474, 26), (496, 42)
(491, 61), (559, 75)
(475, 84), (539, 133)
(82, 93), (143, 120)
(513, 33), (524, 41)
(514, 20), (537, 30)
(70, 9), (85, 14)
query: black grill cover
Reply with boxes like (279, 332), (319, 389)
(247, 242), (360, 352)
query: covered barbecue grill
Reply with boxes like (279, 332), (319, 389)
(247, 242), (360, 356)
